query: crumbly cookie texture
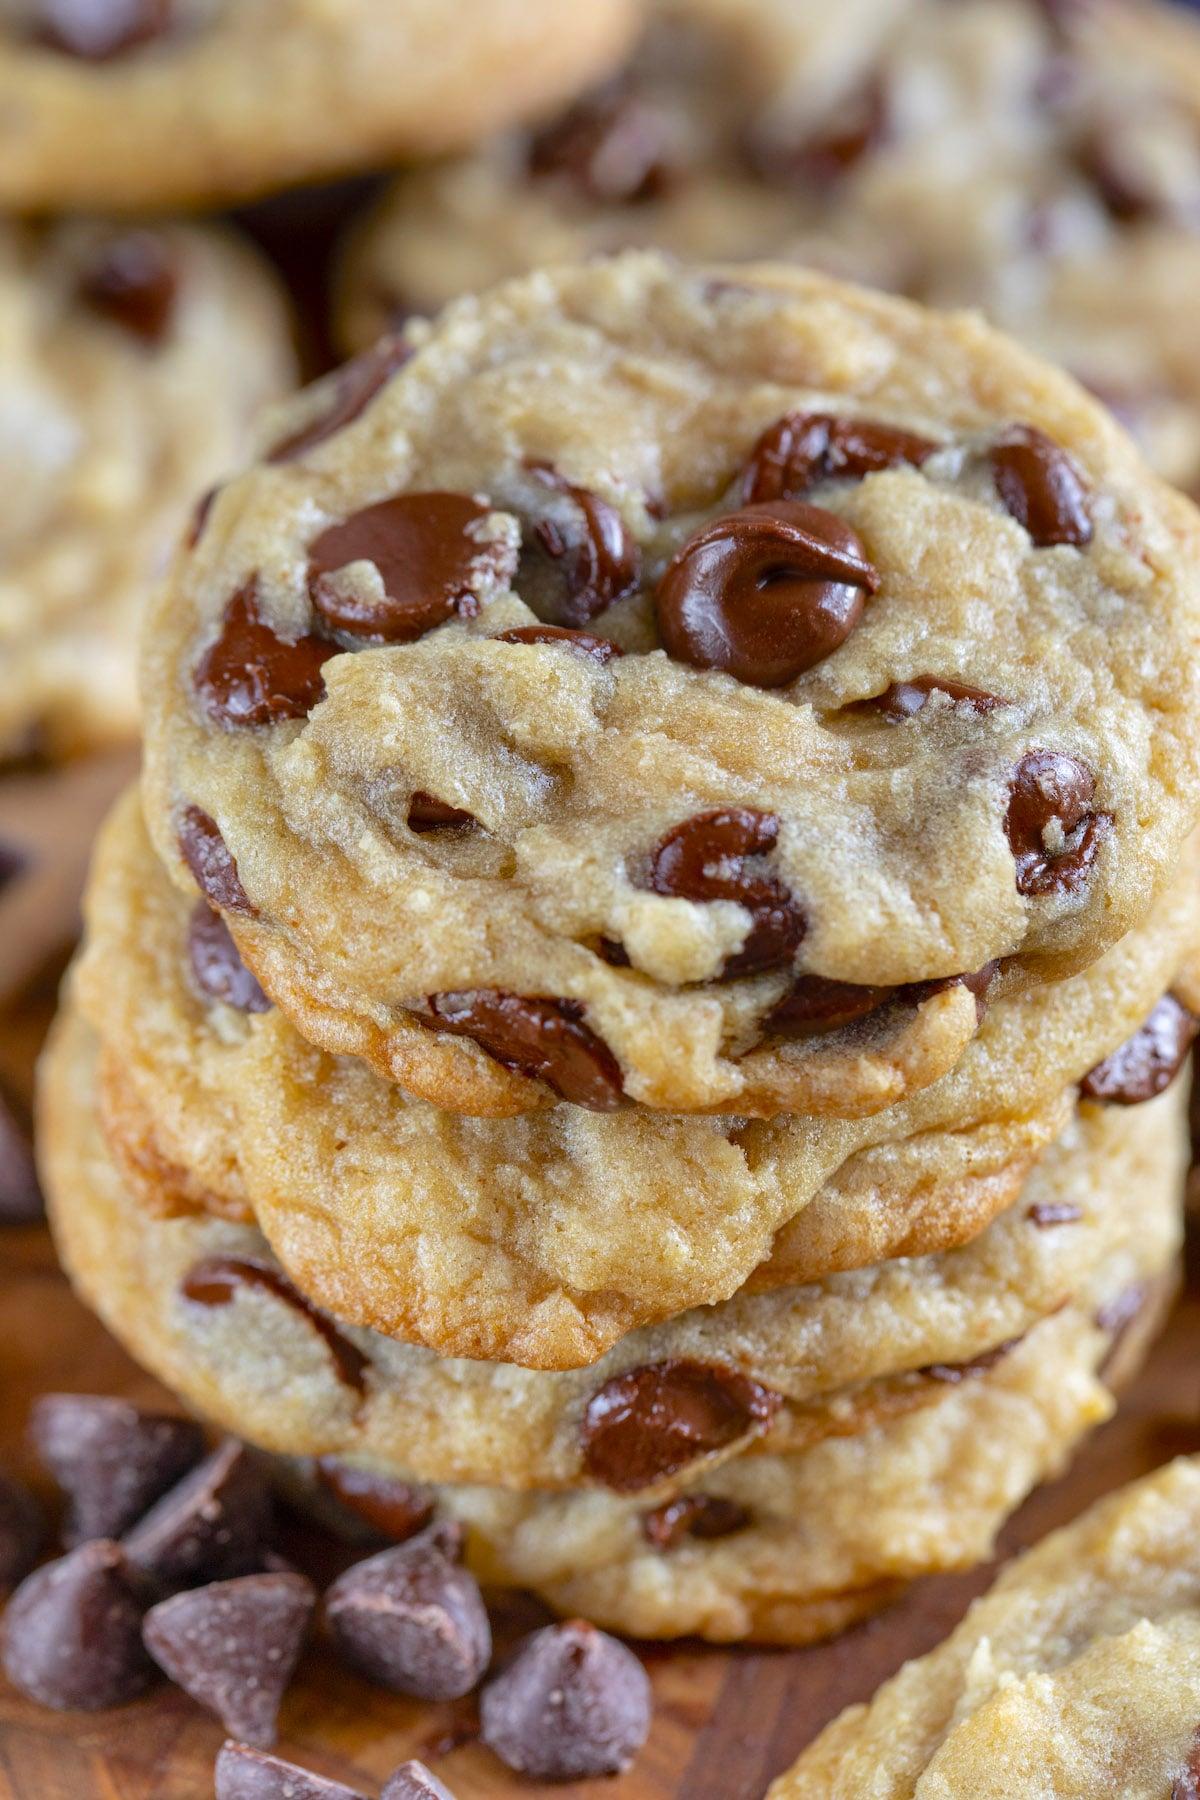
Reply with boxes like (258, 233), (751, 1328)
(0, 218), (294, 762)
(139, 255), (1200, 1121)
(76, 789), (1200, 1365)
(770, 1455), (1200, 1798)
(0, 0), (637, 213)
(339, 0), (1200, 496)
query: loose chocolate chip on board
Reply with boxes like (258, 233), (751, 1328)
(656, 499), (879, 686)
(742, 412), (939, 504)
(645, 808), (805, 977)
(143, 1572), (316, 1747)
(493, 623), (624, 663)
(481, 1620), (651, 1781)
(178, 806), (256, 915)
(407, 792), (477, 832)
(195, 583), (331, 728)
(0, 1084), (43, 1224)
(30, 0), (173, 60)
(581, 1359), (780, 1492)
(189, 903), (271, 1013)
(0, 1472), (43, 1592)
(427, 990), (624, 1111)
(78, 231), (179, 344)
(521, 463), (641, 627)
(864, 675), (1004, 720)
(215, 1742), (369, 1800)
(1005, 750), (1110, 897)
(267, 333), (412, 464)
(316, 1462), (435, 1543)
(1, 1539), (155, 1710)
(529, 87), (674, 203)
(1080, 994), (1199, 1104)
(989, 425), (1093, 546)
(767, 972), (899, 1037)
(122, 1439), (272, 1592)
(381, 1762), (458, 1800)
(31, 1393), (206, 1546)
(181, 1257), (369, 1395)
(641, 1495), (749, 1552)
(325, 1523), (490, 1701)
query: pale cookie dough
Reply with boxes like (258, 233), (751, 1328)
(770, 1455), (1200, 1798)
(140, 256), (1200, 1119)
(0, 218), (294, 762)
(0, 0), (638, 213)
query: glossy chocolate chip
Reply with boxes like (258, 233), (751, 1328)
(645, 808), (805, 978)
(31, 1393), (206, 1546)
(1, 1539), (155, 1709)
(990, 426), (1093, 547)
(325, 1522), (490, 1701)
(122, 1439), (271, 1592)
(79, 230), (179, 344)
(195, 583), (331, 728)
(181, 1257), (369, 1395)
(309, 493), (510, 643)
(1080, 994), (1199, 1104)
(178, 806), (256, 915)
(520, 462), (641, 628)
(0, 1472), (43, 1592)
(1027, 1201), (1084, 1227)
(143, 1571), (316, 1748)
(493, 624), (624, 663)
(656, 499), (879, 687)
(529, 86), (673, 202)
(766, 972), (899, 1037)
(581, 1359), (780, 1492)
(641, 1494), (749, 1552)
(864, 675), (1004, 720)
(1005, 750), (1109, 897)
(267, 334), (412, 464)
(742, 412), (939, 505)
(215, 1743), (369, 1800)
(30, 0), (173, 60)
(407, 792), (477, 832)
(480, 1620), (651, 1781)
(0, 1083), (43, 1224)
(188, 903), (271, 1013)
(316, 1463), (435, 1543)
(427, 991), (624, 1111)
(381, 1762), (458, 1800)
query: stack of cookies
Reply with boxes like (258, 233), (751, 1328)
(39, 253), (1200, 1645)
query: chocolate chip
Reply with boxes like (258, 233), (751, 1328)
(31, 1393), (206, 1546)
(407, 793), (477, 832)
(188, 903), (271, 1013)
(381, 1762), (458, 1800)
(1080, 994), (1199, 1104)
(122, 1439), (271, 1592)
(427, 991), (624, 1111)
(863, 675), (1004, 720)
(1, 1539), (155, 1709)
(480, 1620), (651, 1781)
(267, 334), (413, 464)
(0, 1471), (43, 1591)
(493, 624), (624, 663)
(581, 1359), (780, 1493)
(178, 806), (256, 915)
(644, 808), (805, 978)
(0, 1083), (43, 1224)
(79, 230), (179, 344)
(0, 838), (27, 895)
(315, 1463), (435, 1543)
(215, 1742), (369, 1800)
(921, 1339), (1020, 1384)
(742, 412), (939, 505)
(30, 0), (173, 60)
(748, 83), (886, 188)
(656, 499), (879, 687)
(1005, 750), (1110, 897)
(143, 1571), (315, 1747)
(324, 1522), (490, 1701)
(1027, 1201), (1084, 1227)
(529, 86), (673, 202)
(596, 936), (631, 967)
(520, 463), (640, 627)
(641, 1495), (749, 1552)
(181, 1256), (369, 1394)
(195, 583), (331, 729)
(1172, 1728), (1200, 1800)
(766, 972), (899, 1037)
(990, 426), (1093, 547)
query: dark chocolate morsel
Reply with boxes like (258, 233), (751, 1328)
(316, 1462), (435, 1543)
(427, 990), (624, 1111)
(143, 1571), (316, 1748)
(864, 675), (1004, 720)
(641, 1494), (749, 1552)
(1080, 994), (1199, 1104)
(1, 1538), (155, 1710)
(188, 903), (271, 1013)
(0, 1082), (43, 1224)
(324, 1523), (490, 1701)
(122, 1439), (272, 1592)
(31, 1393), (206, 1546)
(1027, 1201), (1084, 1227)
(742, 411), (938, 505)
(480, 1619), (651, 1781)
(655, 499), (879, 687)
(181, 1256), (369, 1395)
(30, 0), (174, 61)
(195, 582), (331, 728)
(528, 86), (674, 203)
(767, 972), (899, 1037)
(581, 1359), (780, 1492)
(178, 805), (256, 915)
(920, 1338), (1020, 1384)
(267, 334), (412, 464)
(0, 1471), (43, 1591)
(78, 230), (179, 344)
(520, 462), (641, 628)
(493, 624), (624, 663)
(645, 807), (805, 977)
(989, 425), (1093, 547)
(381, 1762), (458, 1800)
(407, 792), (477, 832)
(1005, 750), (1110, 897)
(215, 1742), (369, 1800)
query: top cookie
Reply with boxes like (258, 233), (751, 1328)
(0, 0), (637, 213)
(140, 254), (1200, 1118)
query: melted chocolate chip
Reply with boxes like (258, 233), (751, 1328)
(427, 991), (624, 1111)
(581, 1359), (780, 1492)
(178, 806), (256, 916)
(316, 1462), (435, 1543)
(655, 499), (879, 687)
(181, 1257), (369, 1395)
(742, 412), (939, 505)
(920, 1338), (1020, 1384)
(325, 1523), (490, 1701)
(381, 1763), (457, 1800)
(596, 936), (631, 967)
(641, 1495), (749, 1552)
(0, 1472), (43, 1592)
(1005, 750), (1110, 897)
(529, 87), (673, 203)
(480, 1620), (651, 1782)
(407, 792), (477, 832)
(30, 0), (173, 61)
(1, 1539), (155, 1710)
(864, 675), (1004, 720)
(215, 1743), (369, 1800)
(308, 493), (511, 643)
(1080, 994), (1199, 1104)
(78, 229), (179, 344)
(644, 808), (805, 978)
(990, 426), (1093, 547)
(143, 1572), (316, 1748)
(188, 903), (271, 1013)
(0, 1083), (43, 1224)
(493, 624), (624, 663)
(267, 334), (412, 464)
(31, 1393), (205, 1546)
(122, 1440), (272, 1593)
(766, 973), (900, 1037)
(195, 583), (331, 728)
(1027, 1201), (1084, 1227)
(748, 83), (887, 188)
(520, 463), (641, 628)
